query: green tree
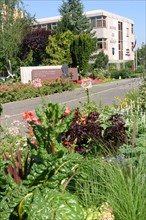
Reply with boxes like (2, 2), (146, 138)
(137, 43), (146, 68)
(0, 0), (33, 75)
(93, 51), (109, 69)
(45, 30), (74, 65)
(70, 33), (96, 75)
(56, 0), (93, 35)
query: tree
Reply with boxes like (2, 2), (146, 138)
(93, 51), (109, 69)
(137, 43), (146, 68)
(70, 33), (96, 75)
(0, 0), (34, 75)
(56, 0), (93, 35)
(45, 30), (75, 65)
(21, 28), (52, 66)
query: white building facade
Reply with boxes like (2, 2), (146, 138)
(33, 10), (135, 65)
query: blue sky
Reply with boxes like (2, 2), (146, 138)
(24, 0), (146, 48)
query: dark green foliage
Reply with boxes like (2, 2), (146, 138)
(93, 51), (109, 69)
(125, 60), (134, 69)
(56, 0), (92, 35)
(111, 68), (131, 79)
(70, 33), (96, 75)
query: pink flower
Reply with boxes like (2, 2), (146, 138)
(81, 78), (92, 89)
(32, 78), (42, 88)
(64, 107), (71, 115)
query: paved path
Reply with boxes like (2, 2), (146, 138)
(0, 78), (141, 128)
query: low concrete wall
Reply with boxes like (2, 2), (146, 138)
(20, 66), (78, 83)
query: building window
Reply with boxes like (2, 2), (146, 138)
(97, 38), (107, 49)
(131, 24), (134, 34)
(126, 49), (130, 54)
(112, 48), (115, 55)
(131, 42), (134, 51)
(90, 17), (96, 27)
(41, 24), (47, 30)
(47, 23), (51, 30)
(32, 25), (37, 30)
(119, 51), (123, 60)
(118, 22), (123, 60)
(96, 16), (106, 28)
(126, 28), (129, 37)
(51, 22), (57, 29)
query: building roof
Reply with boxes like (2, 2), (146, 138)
(34, 9), (134, 25)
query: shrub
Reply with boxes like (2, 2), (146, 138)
(111, 68), (131, 79)
(135, 65), (144, 73)
(62, 110), (128, 155)
(91, 68), (110, 80)
(118, 68), (132, 78)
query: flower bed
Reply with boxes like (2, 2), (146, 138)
(0, 79), (146, 219)
(0, 78), (74, 104)
(77, 78), (103, 84)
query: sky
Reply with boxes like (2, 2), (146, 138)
(23, 0), (146, 48)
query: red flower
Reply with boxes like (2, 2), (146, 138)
(81, 117), (87, 125)
(22, 111), (35, 122)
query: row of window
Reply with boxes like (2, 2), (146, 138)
(32, 22), (57, 31)
(97, 38), (134, 53)
(33, 16), (134, 35)
(90, 16), (106, 28)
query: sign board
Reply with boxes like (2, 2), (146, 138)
(31, 68), (78, 81)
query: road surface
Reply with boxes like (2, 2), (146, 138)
(0, 78), (141, 129)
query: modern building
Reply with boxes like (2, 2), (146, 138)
(33, 10), (135, 67)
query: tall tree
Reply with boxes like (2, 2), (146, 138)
(0, 0), (33, 74)
(137, 43), (146, 67)
(70, 33), (96, 74)
(21, 28), (52, 66)
(56, 0), (93, 35)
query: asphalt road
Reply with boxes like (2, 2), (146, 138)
(0, 78), (141, 129)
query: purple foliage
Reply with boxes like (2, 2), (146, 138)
(62, 111), (128, 155)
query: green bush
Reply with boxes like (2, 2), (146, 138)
(92, 68), (110, 79)
(135, 65), (144, 73)
(111, 68), (131, 79)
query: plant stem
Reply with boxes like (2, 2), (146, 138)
(86, 88), (90, 103)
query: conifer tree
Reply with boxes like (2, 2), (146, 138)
(56, 0), (93, 35)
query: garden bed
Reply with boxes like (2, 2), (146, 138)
(0, 79), (146, 219)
